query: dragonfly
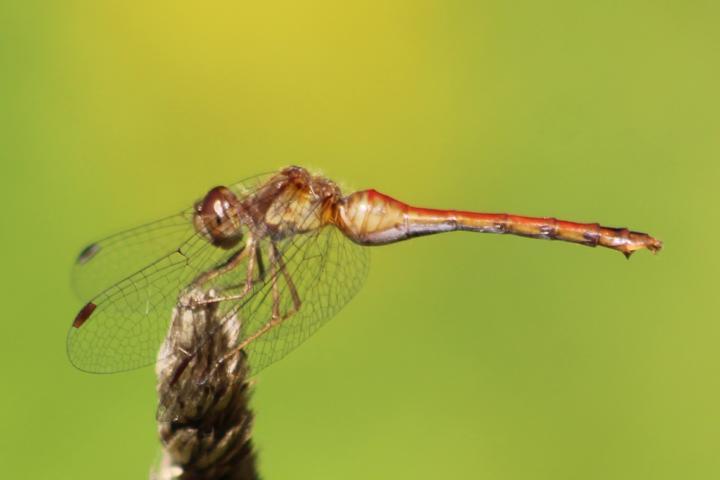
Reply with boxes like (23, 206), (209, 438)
(69, 166), (662, 377)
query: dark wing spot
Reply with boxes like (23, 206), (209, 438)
(73, 302), (97, 328)
(76, 243), (101, 265)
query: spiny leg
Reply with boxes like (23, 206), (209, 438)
(191, 242), (248, 288)
(195, 237), (260, 306)
(222, 243), (267, 290)
(255, 245), (266, 282)
(218, 242), (302, 366)
(270, 242), (282, 320)
(273, 241), (301, 311)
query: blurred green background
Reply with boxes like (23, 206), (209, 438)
(2, 1), (719, 479)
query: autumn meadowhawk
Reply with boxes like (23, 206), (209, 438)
(69, 166), (662, 376)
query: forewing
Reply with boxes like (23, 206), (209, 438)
(72, 172), (273, 301)
(72, 210), (196, 300)
(68, 172), (276, 373)
(67, 233), (238, 373)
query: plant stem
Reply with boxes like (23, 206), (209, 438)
(152, 289), (259, 480)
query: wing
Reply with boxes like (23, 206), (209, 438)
(67, 172), (275, 373)
(156, 222), (369, 419)
(71, 172), (273, 301)
(154, 224), (350, 422)
(67, 232), (240, 373)
(238, 224), (370, 376)
(71, 210), (197, 301)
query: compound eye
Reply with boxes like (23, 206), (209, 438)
(194, 186), (243, 248)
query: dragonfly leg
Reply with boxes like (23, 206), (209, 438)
(272, 241), (302, 311)
(195, 239), (259, 305)
(217, 242), (302, 366)
(190, 241), (250, 288)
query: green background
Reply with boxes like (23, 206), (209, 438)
(2, 1), (719, 479)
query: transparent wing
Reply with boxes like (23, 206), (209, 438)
(68, 169), (369, 376)
(71, 172), (273, 301)
(67, 233), (239, 373)
(238, 224), (370, 376)
(67, 172), (275, 373)
(154, 226), (344, 422)
(157, 222), (369, 419)
(71, 210), (196, 301)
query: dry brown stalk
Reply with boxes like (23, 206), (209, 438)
(152, 289), (259, 480)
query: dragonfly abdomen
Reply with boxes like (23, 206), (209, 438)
(334, 189), (662, 257)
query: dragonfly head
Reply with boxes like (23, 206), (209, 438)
(194, 186), (244, 249)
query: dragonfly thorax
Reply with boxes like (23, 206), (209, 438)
(193, 186), (244, 249)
